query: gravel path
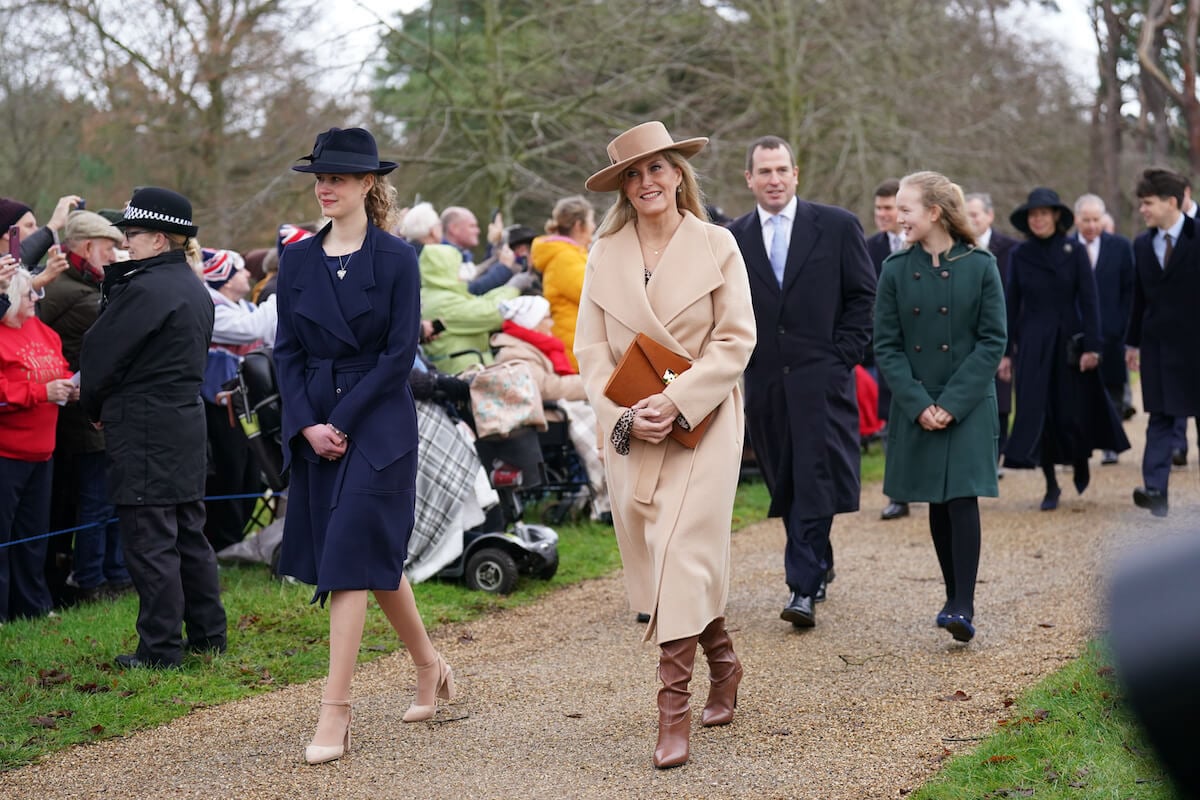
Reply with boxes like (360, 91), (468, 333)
(4, 420), (1196, 800)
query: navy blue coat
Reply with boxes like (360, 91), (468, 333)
(1002, 234), (1128, 467)
(1082, 232), (1135, 390)
(1128, 215), (1200, 416)
(274, 223), (422, 596)
(731, 201), (876, 519)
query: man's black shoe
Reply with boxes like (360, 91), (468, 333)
(1133, 487), (1169, 518)
(114, 653), (179, 670)
(880, 501), (909, 520)
(1171, 449), (1187, 467)
(1101, 450), (1119, 465)
(780, 592), (815, 628)
(635, 613), (651, 624)
(814, 567), (835, 603)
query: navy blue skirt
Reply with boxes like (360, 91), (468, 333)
(278, 445), (417, 602)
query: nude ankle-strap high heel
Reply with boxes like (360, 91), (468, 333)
(305, 700), (352, 765)
(403, 654), (456, 722)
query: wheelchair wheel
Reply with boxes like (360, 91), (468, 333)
(536, 557), (559, 581)
(465, 547), (519, 594)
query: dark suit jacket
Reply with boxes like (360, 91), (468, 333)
(1083, 231), (1135, 388)
(731, 200), (876, 518)
(274, 222), (421, 473)
(986, 229), (1019, 413)
(866, 231), (891, 277)
(1129, 215), (1200, 415)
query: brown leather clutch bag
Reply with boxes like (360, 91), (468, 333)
(603, 332), (712, 448)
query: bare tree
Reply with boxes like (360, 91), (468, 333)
(1137, 0), (1200, 174)
(9, 0), (349, 248)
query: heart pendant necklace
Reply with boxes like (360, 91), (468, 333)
(336, 251), (352, 280)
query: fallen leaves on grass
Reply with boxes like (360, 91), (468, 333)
(985, 755), (1016, 764)
(73, 682), (111, 694)
(998, 709), (1050, 729)
(983, 789), (1033, 798)
(29, 709), (73, 729)
(34, 668), (72, 688)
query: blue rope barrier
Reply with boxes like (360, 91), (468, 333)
(0, 491), (284, 551)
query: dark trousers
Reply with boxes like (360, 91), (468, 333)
(1144, 413), (1179, 494)
(998, 412), (1010, 458)
(71, 451), (127, 590)
(1171, 416), (1198, 457)
(784, 512), (833, 598)
(118, 501), (227, 666)
(0, 457), (54, 622)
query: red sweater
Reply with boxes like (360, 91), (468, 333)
(0, 317), (70, 461)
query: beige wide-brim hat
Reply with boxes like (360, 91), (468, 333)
(585, 121), (708, 193)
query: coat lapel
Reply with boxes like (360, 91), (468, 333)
(291, 223), (361, 349)
(584, 214), (719, 358)
(781, 201), (820, 295)
(740, 214), (779, 295)
(646, 213), (724, 330)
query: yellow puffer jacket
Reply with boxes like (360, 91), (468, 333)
(530, 234), (587, 369)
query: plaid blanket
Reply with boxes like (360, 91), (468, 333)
(409, 400), (480, 563)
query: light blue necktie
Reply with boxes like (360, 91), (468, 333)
(769, 215), (788, 286)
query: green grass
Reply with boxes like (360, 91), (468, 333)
(0, 481), (770, 772)
(911, 641), (1178, 799)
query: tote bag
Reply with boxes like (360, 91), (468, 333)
(469, 361), (548, 438)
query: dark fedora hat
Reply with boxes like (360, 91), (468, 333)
(114, 186), (198, 238)
(1010, 187), (1074, 236)
(292, 127), (397, 175)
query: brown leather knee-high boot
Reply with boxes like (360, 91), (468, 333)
(698, 617), (743, 727)
(654, 636), (699, 769)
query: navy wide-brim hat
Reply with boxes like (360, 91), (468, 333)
(1010, 187), (1074, 236)
(114, 186), (198, 238)
(292, 127), (397, 175)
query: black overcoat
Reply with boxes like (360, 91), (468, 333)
(731, 201), (876, 518)
(987, 229), (1019, 415)
(1002, 234), (1129, 467)
(1088, 231), (1135, 390)
(1128, 216), (1200, 416)
(80, 251), (214, 505)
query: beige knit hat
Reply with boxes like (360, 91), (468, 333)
(62, 210), (123, 244)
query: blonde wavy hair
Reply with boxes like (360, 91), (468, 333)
(364, 174), (399, 231)
(595, 149), (706, 239)
(899, 171), (976, 247)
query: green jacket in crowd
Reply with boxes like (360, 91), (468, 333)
(418, 243), (519, 375)
(873, 242), (1008, 502)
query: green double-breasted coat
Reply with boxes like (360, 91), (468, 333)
(874, 242), (1008, 502)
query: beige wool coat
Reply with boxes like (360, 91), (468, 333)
(574, 211), (756, 644)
